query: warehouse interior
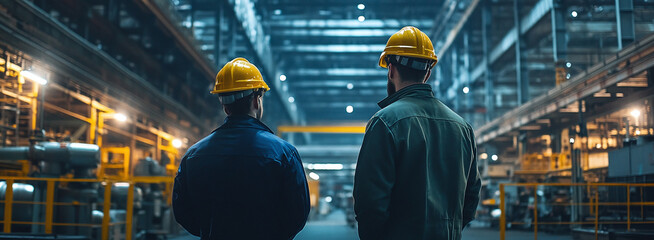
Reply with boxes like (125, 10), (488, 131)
(1, 0), (654, 239)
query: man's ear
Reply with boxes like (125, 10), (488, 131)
(252, 94), (261, 110)
(423, 69), (432, 83)
(388, 63), (394, 80)
(223, 105), (231, 115)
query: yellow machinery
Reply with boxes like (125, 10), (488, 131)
(498, 182), (654, 240)
(519, 152), (591, 173)
(159, 143), (179, 178)
(0, 160), (30, 177)
(0, 141), (180, 240)
(277, 125), (366, 135)
(99, 146), (131, 180)
(308, 179), (320, 208)
(0, 176), (173, 240)
(555, 60), (568, 86)
(0, 25), (189, 240)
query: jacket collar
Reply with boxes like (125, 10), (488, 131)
(378, 83), (435, 109)
(215, 114), (274, 134)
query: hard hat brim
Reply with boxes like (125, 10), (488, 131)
(379, 52), (438, 69)
(210, 84), (270, 95)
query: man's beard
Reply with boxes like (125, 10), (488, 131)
(387, 80), (396, 96)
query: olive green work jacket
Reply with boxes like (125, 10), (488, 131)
(353, 84), (481, 240)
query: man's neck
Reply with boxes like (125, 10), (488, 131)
(228, 113), (257, 119)
(395, 81), (424, 92)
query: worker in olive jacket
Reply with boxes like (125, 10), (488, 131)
(173, 58), (310, 239)
(353, 26), (481, 240)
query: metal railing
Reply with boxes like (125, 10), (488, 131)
(0, 176), (174, 240)
(499, 182), (654, 240)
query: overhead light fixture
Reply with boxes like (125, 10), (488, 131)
(273, 9), (282, 15)
(570, 138), (575, 144)
(631, 109), (641, 118)
(491, 155), (498, 161)
(462, 87), (469, 94)
(491, 209), (502, 218)
(288, 96), (295, 103)
(566, 62), (572, 68)
(347, 83), (354, 90)
(172, 139), (183, 148)
(279, 74), (287, 81)
(571, 11), (578, 17)
(114, 182), (130, 187)
(20, 71), (48, 85)
(480, 153), (488, 160)
(307, 163), (344, 170)
(309, 172), (320, 180)
(596, 143), (602, 149)
(357, 4), (365, 10)
(346, 105), (354, 113)
(325, 196), (333, 203)
(358, 16), (366, 22)
(114, 113), (128, 122)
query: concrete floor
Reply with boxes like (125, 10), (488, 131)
(169, 210), (574, 240)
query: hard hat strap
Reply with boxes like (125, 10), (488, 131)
(388, 55), (432, 71)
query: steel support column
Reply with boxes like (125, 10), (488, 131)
(214, 1), (223, 64)
(463, 32), (472, 119)
(514, 0), (529, 105)
(482, 1), (494, 122)
(434, 65), (443, 100)
(616, 0), (635, 49)
(451, 47), (460, 112)
(551, 0), (568, 62)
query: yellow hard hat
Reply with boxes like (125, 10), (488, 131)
(211, 58), (270, 95)
(378, 26), (438, 69)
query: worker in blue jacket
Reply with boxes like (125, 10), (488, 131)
(173, 58), (310, 239)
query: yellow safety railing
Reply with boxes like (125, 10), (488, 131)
(499, 182), (654, 240)
(0, 176), (174, 240)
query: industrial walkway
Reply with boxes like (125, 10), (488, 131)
(295, 210), (573, 240)
(169, 210), (573, 240)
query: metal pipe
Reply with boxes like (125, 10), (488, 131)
(0, 147), (29, 161)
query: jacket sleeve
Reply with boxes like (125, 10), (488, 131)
(282, 148), (310, 239)
(462, 126), (482, 227)
(172, 154), (201, 236)
(353, 117), (396, 240)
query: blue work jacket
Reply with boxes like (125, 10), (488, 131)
(173, 115), (310, 239)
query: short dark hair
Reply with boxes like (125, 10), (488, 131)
(388, 56), (430, 82)
(224, 90), (263, 115)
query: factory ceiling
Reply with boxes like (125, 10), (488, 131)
(172, 0), (440, 125)
(168, 0), (654, 143)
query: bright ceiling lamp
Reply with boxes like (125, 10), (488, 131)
(308, 163), (344, 170)
(172, 139), (183, 148)
(309, 172), (320, 180)
(114, 113), (128, 122)
(21, 71), (48, 85)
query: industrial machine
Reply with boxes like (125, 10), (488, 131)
(605, 137), (654, 231)
(0, 141), (103, 238)
(133, 156), (171, 239)
(491, 137), (654, 239)
(0, 141), (174, 240)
